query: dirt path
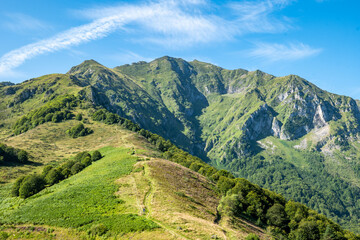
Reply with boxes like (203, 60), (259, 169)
(142, 163), (190, 240)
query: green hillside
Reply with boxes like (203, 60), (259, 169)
(1, 56), (360, 235)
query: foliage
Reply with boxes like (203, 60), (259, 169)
(18, 175), (46, 198)
(0, 143), (29, 164)
(245, 233), (260, 240)
(13, 95), (77, 135)
(66, 123), (93, 138)
(92, 150), (102, 161)
(228, 149), (360, 231)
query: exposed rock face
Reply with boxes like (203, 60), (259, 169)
(242, 104), (275, 141)
(271, 117), (282, 138)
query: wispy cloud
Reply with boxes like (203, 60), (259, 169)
(248, 42), (322, 62)
(2, 13), (50, 32)
(0, 0), (296, 76)
(228, 0), (294, 33)
(0, 1), (222, 75)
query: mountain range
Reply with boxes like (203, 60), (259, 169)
(1, 56), (360, 238)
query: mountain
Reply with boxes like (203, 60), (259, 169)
(0, 95), (355, 240)
(1, 56), (360, 235)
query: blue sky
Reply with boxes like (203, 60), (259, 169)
(0, 0), (359, 99)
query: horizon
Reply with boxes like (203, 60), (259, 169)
(0, 0), (359, 99)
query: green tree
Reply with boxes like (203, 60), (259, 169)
(71, 162), (85, 175)
(17, 150), (28, 163)
(266, 203), (289, 228)
(81, 156), (92, 167)
(92, 150), (102, 161)
(45, 168), (64, 185)
(11, 176), (26, 196)
(19, 175), (46, 198)
(294, 221), (320, 240)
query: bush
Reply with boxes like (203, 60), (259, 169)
(19, 175), (46, 198)
(0, 232), (10, 240)
(75, 113), (83, 121)
(92, 150), (102, 161)
(245, 233), (260, 240)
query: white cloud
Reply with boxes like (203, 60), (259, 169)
(228, 0), (294, 33)
(248, 42), (322, 61)
(0, 0), (298, 76)
(2, 13), (49, 32)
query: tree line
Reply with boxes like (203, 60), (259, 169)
(0, 143), (29, 164)
(12, 150), (102, 198)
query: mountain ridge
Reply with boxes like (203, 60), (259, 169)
(2, 56), (360, 232)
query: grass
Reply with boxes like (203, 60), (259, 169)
(0, 146), (158, 236)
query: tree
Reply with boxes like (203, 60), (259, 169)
(45, 168), (64, 185)
(81, 156), (92, 167)
(19, 175), (46, 198)
(11, 176), (26, 196)
(75, 152), (91, 162)
(294, 221), (320, 240)
(67, 123), (93, 138)
(17, 150), (28, 163)
(266, 204), (289, 229)
(92, 150), (102, 161)
(71, 162), (85, 175)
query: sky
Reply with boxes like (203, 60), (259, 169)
(0, 0), (359, 98)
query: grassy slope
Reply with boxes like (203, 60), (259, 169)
(0, 118), (265, 239)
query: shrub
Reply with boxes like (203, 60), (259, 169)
(245, 233), (260, 240)
(75, 113), (83, 121)
(92, 150), (102, 161)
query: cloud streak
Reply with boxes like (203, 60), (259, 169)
(0, 1), (222, 75)
(0, 0), (311, 76)
(248, 42), (322, 62)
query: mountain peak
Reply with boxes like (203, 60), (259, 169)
(66, 59), (104, 75)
